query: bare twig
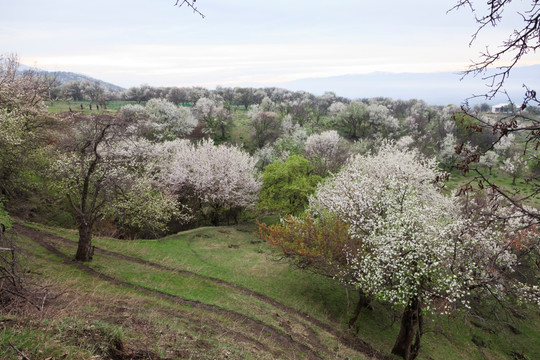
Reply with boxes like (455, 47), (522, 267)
(451, 1), (540, 98)
(174, 0), (205, 18)
(8, 342), (31, 360)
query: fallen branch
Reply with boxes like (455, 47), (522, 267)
(9, 342), (31, 360)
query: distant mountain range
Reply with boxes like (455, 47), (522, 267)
(18, 64), (124, 91)
(19, 63), (539, 105)
(275, 65), (540, 106)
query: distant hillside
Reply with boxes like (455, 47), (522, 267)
(276, 65), (540, 106)
(18, 64), (124, 91)
(46, 71), (125, 91)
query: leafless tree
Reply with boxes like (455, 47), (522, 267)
(451, 0), (540, 99)
(449, 2), (540, 224)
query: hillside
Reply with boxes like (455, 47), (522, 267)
(275, 65), (540, 105)
(2, 221), (539, 360)
(45, 71), (125, 91)
(23, 63), (540, 106)
(18, 64), (124, 91)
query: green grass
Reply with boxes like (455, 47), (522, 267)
(4, 231), (307, 359)
(35, 223), (353, 323)
(14, 221), (540, 360)
(229, 107), (256, 151)
(445, 166), (540, 208)
(46, 100), (139, 114)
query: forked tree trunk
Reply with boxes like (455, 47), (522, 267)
(391, 296), (423, 360)
(75, 222), (94, 262)
(348, 289), (372, 328)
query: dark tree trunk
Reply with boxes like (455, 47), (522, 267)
(75, 221), (94, 262)
(391, 297), (423, 360)
(220, 123), (226, 140)
(211, 206), (221, 226)
(348, 289), (372, 328)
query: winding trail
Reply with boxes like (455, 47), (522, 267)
(16, 223), (392, 360)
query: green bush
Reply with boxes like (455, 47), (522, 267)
(258, 155), (322, 215)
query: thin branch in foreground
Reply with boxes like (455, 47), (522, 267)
(174, 0), (205, 18)
(9, 342), (31, 360)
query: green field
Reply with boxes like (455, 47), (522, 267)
(2, 221), (539, 360)
(45, 100), (139, 114)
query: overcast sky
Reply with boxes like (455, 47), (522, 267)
(1, 0), (538, 89)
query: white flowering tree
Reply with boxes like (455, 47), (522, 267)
(330, 101), (364, 139)
(51, 114), (179, 261)
(436, 133), (459, 169)
(329, 101), (399, 140)
(305, 143), (537, 359)
(479, 150), (499, 174)
(365, 103), (400, 138)
(304, 130), (350, 176)
(193, 97), (232, 140)
(273, 120), (308, 160)
(144, 98), (197, 140)
(156, 139), (261, 225)
(0, 54), (55, 202)
(118, 104), (148, 123)
(501, 153), (527, 185)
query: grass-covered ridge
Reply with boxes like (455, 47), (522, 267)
(2, 221), (539, 359)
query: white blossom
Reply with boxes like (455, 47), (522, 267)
(155, 139), (261, 213)
(308, 142), (532, 313)
(304, 130), (350, 175)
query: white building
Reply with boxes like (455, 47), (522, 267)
(491, 103), (511, 113)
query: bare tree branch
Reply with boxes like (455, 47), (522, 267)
(451, 1), (540, 99)
(174, 0), (205, 18)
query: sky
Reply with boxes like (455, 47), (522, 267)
(1, 0), (539, 92)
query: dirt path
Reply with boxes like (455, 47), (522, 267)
(16, 224), (392, 360)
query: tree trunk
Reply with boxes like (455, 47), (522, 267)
(391, 297), (423, 360)
(75, 222), (94, 262)
(211, 206), (221, 226)
(348, 289), (372, 328)
(220, 122), (226, 140)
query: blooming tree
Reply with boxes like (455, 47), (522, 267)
(501, 153), (527, 185)
(156, 139), (261, 225)
(144, 98), (197, 140)
(329, 101), (399, 140)
(273, 116), (308, 157)
(304, 130), (350, 176)
(330, 101), (364, 139)
(478, 150), (499, 174)
(193, 97), (232, 140)
(436, 133), (459, 169)
(365, 103), (399, 138)
(0, 54), (54, 202)
(51, 114), (179, 261)
(263, 142), (537, 359)
(311, 143), (539, 359)
(118, 104), (148, 123)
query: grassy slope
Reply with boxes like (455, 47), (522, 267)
(3, 222), (539, 360)
(445, 167), (540, 208)
(45, 100), (138, 114)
